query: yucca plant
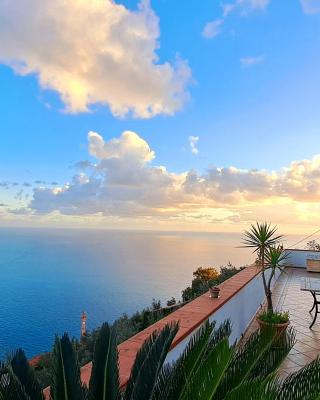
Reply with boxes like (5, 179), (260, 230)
(242, 222), (283, 313)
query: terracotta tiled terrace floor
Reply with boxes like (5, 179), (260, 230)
(245, 267), (320, 379)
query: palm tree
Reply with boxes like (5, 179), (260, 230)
(242, 222), (283, 313)
(0, 319), (299, 400)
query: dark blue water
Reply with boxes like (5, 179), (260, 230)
(0, 228), (254, 359)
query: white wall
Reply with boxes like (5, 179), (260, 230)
(165, 268), (281, 364)
(284, 249), (320, 268)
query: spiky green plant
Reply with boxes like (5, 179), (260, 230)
(50, 333), (88, 400)
(153, 320), (295, 400)
(265, 245), (289, 291)
(242, 222), (283, 313)
(276, 356), (320, 400)
(124, 322), (178, 400)
(89, 323), (120, 400)
(6, 318), (320, 400)
(9, 350), (44, 400)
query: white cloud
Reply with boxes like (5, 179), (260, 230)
(22, 131), (320, 228)
(29, 131), (186, 216)
(202, 19), (224, 39)
(300, 0), (320, 14)
(0, 0), (191, 118)
(188, 136), (199, 155)
(240, 55), (264, 67)
(88, 130), (155, 164)
(221, 0), (270, 16)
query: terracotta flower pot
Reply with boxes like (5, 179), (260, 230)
(257, 317), (290, 338)
(209, 286), (220, 299)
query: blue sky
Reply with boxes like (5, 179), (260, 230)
(1, 0), (320, 232)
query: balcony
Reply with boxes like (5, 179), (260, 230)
(245, 266), (320, 378)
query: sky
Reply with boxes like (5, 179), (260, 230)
(0, 0), (320, 233)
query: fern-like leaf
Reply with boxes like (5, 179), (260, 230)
(124, 322), (178, 400)
(9, 349), (44, 400)
(277, 357), (320, 400)
(0, 363), (32, 400)
(89, 323), (120, 400)
(213, 326), (294, 399)
(153, 320), (231, 400)
(178, 337), (233, 400)
(50, 333), (88, 400)
(224, 376), (278, 400)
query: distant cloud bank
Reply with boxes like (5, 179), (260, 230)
(9, 130), (320, 229)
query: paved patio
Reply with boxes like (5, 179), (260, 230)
(245, 267), (320, 378)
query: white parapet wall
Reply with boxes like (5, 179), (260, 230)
(165, 267), (281, 364)
(284, 249), (320, 268)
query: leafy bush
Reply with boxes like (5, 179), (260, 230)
(258, 310), (289, 324)
(181, 262), (242, 302)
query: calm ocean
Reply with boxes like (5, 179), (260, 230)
(0, 228), (257, 359)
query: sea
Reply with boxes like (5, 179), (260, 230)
(0, 227), (297, 359)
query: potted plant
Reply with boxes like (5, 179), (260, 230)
(209, 285), (220, 298)
(242, 222), (290, 333)
(257, 310), (289, 335)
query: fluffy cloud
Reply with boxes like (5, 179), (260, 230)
(88, 130), (155, 164)
(0, 0), (191, 118)
(300, 0), (320, 14)
(24, 131), (320, 227)
(29, 131), (186, 216)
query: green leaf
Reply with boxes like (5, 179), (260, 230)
(153, 320), (232, 400)
(124, 322), (178, 400)
(250, 326), (295, 380)
(89, 323), (120, 400)
(278, 357), (320, 400)
(0, 362), (32, 400)
(213, 326), (294, 399)
(152, 320), (215, 400)
(178, 337), (233, 400)
(241, 222), (283, 253)
(50, 333), (88, 400)
(224, 376), (278, 400)
(9, 349), (44, 400)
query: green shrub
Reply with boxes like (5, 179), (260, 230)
(258, 310), (289, 324)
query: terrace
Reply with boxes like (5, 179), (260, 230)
(245, 266), (320, 378)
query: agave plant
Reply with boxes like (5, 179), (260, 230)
(242, 222), (284, 313)
(0, 318), (304, 400)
